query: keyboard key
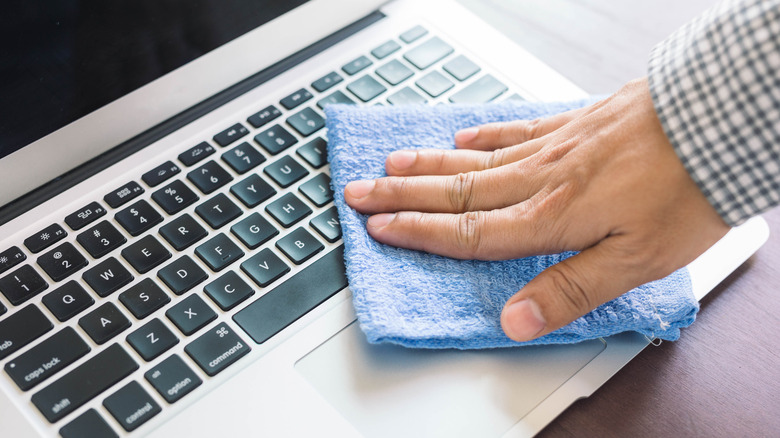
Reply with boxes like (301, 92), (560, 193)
(240, 249), (289, 288)
(103, 381), (161, 432)
(119, 278), (171, 319)
(247, 105), (282, 128)
(0, 265), (48, 305)
(316, 90), (356, 109)
(264, 155), (309, 188)
(167, 294), (217, 336)
(347, 75), (387, 102)
(371, 40), (401, 59)
(400, 25), (428, 43)
(280, 88), (313, 110)
(77, 220), (127, 259)
(4, 267), (40, 308)
(31, 343), (138, 423)
(42, 281), (94, 322)
(254, 124), (298, 155)
(37, 242), (88, 282)
(24, 223), (67, 253)
(82, 257), (133, 297)
(287, 107), (325, 137)
(342, 55), (373, 75)
(221, 141), (266, 174)
(404, 36), (454, 70)
(234, 246), (346, 344)
(442, 54), (481, 81)
(195, 233), (244, 272)
(299, 173), (333, 207)
(0, 246), (26, 275)
(187, 160), (234, 194)
(416, 70), (454, 97)
(449, 74), (508, 103)
(266, 193), (312, 227)
(142, 161), (181, 187)
(311, 206), (342, 243)
(122, 235), (171, 274)
(115, 200), (163, 237)
(104, 181), (145, 209)
(151, 179), (199, 215)
(64, 202), (107, 231)
(145, 355), (202, 404)
(126, 318), (179, 362)
(195, 193), (242, 229)
(178, 141), (216, 167)
(79, 302), (131, 344)
(376, 59), (414, 85)
(204, 271), (255, 311)
(506, 93), (526, 101)
(311, 71), (343, 92)
(4, 327), (90, 391)
(230, 174), (276, 208)
(0, 305), (53, 360)
(231, 213), (278, 249)
(296, 137), (328, 168)
(159, 214), (208, 251)
(157, 256), (207, 295)
(387, 86), (427, 105)
(213, 122), (249, 147)
(60, 409), (118, 438)
(276, 228), (324, 265)
(185, 323), (251, 376)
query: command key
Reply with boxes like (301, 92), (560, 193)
(184, 323), (250, 376)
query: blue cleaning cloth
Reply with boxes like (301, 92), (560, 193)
(326, 100), (699, 349)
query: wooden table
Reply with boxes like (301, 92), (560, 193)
(456, 0), (780, 435)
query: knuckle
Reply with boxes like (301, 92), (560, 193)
(486, 148), (507, 169)
(448, 172), (477, 212)
(454, 211), (484, 257)
(523, 118), (544, 141)
(546, 264), (594, 315)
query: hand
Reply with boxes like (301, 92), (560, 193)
(344, 77), (729, 342)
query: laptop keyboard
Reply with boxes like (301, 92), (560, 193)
(0, 24), (517, 436)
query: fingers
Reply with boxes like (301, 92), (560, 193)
(345, 165), (538, 215)
(385, 145), (536, 176)
(454, 106), (588, 151)
(363, 205), (568, 260)
(500, 237), (648, 342)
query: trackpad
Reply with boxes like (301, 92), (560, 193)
(296, 323), (605, 437)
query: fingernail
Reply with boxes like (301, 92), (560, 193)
(367, 213), (395, 229)
(345, 180), (375, 199)
(454, 127), (479, 143)
(502, 299), (546, 342)
(388, 150), (417, 171)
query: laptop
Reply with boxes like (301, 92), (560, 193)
(0, 0), (769, 436)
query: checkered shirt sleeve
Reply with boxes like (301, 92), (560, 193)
(648, 0), (780, 226)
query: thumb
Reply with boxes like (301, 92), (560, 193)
(500, 240), (644, 342)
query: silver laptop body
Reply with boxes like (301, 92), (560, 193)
(0, 1), (768, 436)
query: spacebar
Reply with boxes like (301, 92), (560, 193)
(233, 245), (347, 344)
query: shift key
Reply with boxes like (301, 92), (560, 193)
(31, 344), (138, 423)
(185, 323), (250, 377)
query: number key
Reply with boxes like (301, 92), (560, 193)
(115, 200), (163, 236)
(187, 161), (233, 194)
(0, 265), (48, 305)
(151, 179), (199, 215)
(77, 220), (127, 259)
(37, 242), (88, 282)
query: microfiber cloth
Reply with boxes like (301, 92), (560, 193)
(326, 99), (699, 349)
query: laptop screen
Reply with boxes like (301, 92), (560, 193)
(0, 0), (309, 160)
